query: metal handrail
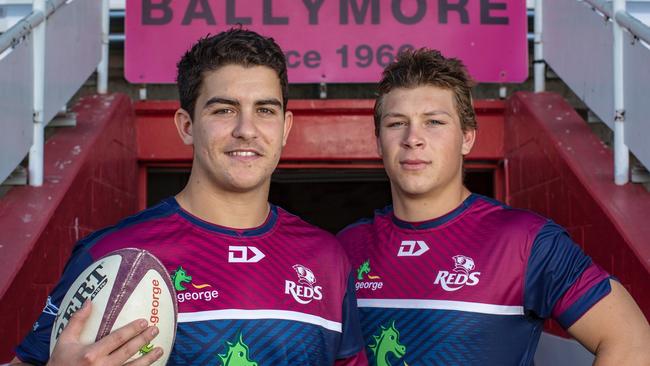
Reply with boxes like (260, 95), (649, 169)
(616, 11), (650, 44)
(0, 0), (67, 54)
(583, 0), (650, 44)
(583, 0), (612, 17)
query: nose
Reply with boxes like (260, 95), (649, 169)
(231, 111), (258, 141)
(402, 124), (425, 149)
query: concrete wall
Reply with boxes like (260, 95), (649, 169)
(0, 94), (138, 361)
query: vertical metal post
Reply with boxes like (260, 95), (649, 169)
(613, 0), (629, 185)
(28, 0), (47, 187)
(534, 0), (545, 92)
(97, 0), (109, 94)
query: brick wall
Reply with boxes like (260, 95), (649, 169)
(505, 92), (650, 336)
(0, 94), (138, 361)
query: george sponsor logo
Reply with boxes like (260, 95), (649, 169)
(397, 240), (429, 257)
(356, 259), (384, 291)
(171, 265), (219, 303)
(285, 264), (323, 305)
(228, 246), (265, 263)
(433, 255), (481, 292)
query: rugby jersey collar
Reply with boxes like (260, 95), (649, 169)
(165, 197), (278, 237)
(390, 193), (479, 230)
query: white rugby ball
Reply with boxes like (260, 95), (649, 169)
(49, 248), (177, 365)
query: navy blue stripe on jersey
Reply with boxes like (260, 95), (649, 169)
(337, 272), (365, 358)
(556, 277), (611, 328)
(359, 307), (542, 366)
(524, 221), (593, 320)
(391, 194), (480, 230)
(171, 319), (340, 365)
(167, 197), (279, 237)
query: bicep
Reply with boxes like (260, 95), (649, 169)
(567, 279), (650, 363)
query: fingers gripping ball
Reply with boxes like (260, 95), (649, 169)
(49, 248), (178, 365)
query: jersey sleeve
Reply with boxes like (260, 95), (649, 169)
(14, 243), (95, 365)
(336, 271), (366, 361)
(523, 221), (611, 329)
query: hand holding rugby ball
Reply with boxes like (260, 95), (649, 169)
(49, 248), (178, 365)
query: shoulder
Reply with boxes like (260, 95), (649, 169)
(337, 205), (392, 240)
(276, 205), (345, 251)
(471, 194), (550, 238)
(75, 198), (178, 255)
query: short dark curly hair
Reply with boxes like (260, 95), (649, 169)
(374, 48), (477, 136)
(176, 28), (288, 119)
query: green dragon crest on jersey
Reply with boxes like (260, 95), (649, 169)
(171, 266), (192, 291)
(357, 260), (371, 280)
(369, 321), (407, 366)
(218, 333), (258, 366)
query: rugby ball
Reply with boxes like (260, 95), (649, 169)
(49, 248), (177, 365)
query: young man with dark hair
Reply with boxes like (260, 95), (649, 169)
(338, 48), (650, 365)
(12, 28), (367, 365)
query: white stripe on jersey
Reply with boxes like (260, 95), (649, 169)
(357, 298), (524, 316)
(177, 309), (343, 332)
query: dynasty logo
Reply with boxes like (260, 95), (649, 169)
(356, 259), (384, 291)
(285, 264), (323, 304)
(171, 266), (219, 303)
(433, 255), (481, 292)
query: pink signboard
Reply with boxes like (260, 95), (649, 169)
(125, 0), (528, 83)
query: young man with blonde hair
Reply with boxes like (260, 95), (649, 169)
(338, 49), (650, 365)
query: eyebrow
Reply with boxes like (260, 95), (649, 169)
(382, 110), (452, 119)
(203, 97), (283, 109)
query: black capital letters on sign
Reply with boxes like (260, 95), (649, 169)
(142, 0), (172, 25)
(182, 0), (216, 25)
(438, 0), (469, 24)
(302, 0), (325, 25)
(340, 0), (380, 25)
(481, 0), (508, 24)
(264, 0), (289, 24)
(227, 0), (252, 24)
(392, 0), (426, 25)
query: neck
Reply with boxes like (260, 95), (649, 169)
(175, 171), (271, 229)
(391, 182), (471, 223)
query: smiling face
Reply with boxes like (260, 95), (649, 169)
(174, 64), (292, 194)
(377, 85), (475, 200)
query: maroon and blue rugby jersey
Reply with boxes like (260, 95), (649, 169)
(16, 198), (365, 365)
(337, 194), (611, 366)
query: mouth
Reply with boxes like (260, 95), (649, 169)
(399, 159), (431, 170)
(225, 149), (263, 160)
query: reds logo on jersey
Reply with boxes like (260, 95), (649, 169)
(285, 264), (323, 304)
(434, 255), (481, 292)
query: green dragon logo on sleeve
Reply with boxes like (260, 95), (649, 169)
(171, 266), (193, 291)
(369, 321), (407, 366)
(218, 332), (258, 366)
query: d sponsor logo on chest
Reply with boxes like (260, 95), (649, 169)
(398, 240), (429, 257)
(285, 264), (323, 304)
(434, 255), (481, 291)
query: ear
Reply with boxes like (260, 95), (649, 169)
(174, 108), (194, 145)
(281, 110), (294, 147)
(461, 128), (476, 156)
